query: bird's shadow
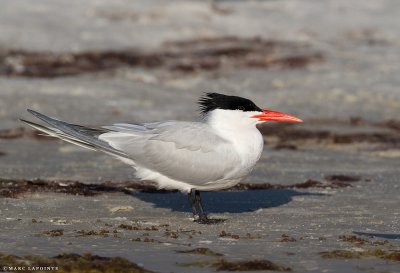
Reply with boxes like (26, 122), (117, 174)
(130, 189), (326, 214)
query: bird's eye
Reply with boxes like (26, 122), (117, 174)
(237, 106), (245, 111)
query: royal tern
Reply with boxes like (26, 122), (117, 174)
(21, 93), (302, 223)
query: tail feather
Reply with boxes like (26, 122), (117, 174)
(21, 110), (129, 158)
(20, 119), (99, 151)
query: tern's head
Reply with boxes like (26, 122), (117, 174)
(199, 93), (302, 126)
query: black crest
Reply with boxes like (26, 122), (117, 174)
(198, 93), (262, 114)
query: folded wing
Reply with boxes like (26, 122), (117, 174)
(100, 122), (240, 185)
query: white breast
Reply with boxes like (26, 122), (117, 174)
(220, 127), (264, 179)
(206, 109), (265, 180)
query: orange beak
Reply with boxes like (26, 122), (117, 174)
(251, 109), (303, 122)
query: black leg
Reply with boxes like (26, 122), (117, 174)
(195, 190), (208, 223)
(188, 190), (225, 224)
(187, 190), (197, 218)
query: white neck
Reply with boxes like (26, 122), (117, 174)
(204, 109), (264, 174)
(204, 109), (260, 132)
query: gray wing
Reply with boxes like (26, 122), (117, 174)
(100, 122), (241, 185)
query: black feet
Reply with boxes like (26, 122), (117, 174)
(187, 190), (226, 224)
(188, 190), (208, 222)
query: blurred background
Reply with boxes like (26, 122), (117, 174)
(0, 1), (399, 272)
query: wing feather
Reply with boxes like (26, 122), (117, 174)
(100, 121), (240, 185)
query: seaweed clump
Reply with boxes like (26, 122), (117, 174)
(213, 259), (292, 272)
(0, 252), (155, 273)
(179, 258), (291, 271)
(320, 249), (400, 261)
(176, 247), (223, 257)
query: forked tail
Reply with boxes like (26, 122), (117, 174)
(21, 109), (129, 159)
